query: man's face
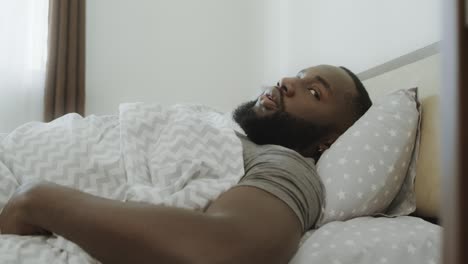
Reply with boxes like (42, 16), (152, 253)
(233, 65), (357, 156)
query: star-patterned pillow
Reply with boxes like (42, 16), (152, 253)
(291, 216), (440, 264)
(315, 88), (420, 226)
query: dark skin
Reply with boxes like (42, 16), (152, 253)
(0, 65), (357, 264)
(255, 64), (357, 156)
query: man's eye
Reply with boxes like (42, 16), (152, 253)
(309, 89), (320, 100)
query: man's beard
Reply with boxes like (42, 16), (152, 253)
(233, 100), (332, 156)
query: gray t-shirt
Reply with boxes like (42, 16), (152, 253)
(236, 133), (324, 232)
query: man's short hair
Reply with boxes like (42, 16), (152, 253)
(339, 66), (372, 123)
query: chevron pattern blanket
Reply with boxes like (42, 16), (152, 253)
(0, 103), (244, 263)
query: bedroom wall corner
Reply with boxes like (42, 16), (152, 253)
(284, 0), (442, 75)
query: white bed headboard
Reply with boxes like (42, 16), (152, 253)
(358, 45), (441, 218)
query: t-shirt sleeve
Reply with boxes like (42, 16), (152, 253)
(236, 148), (324, 232)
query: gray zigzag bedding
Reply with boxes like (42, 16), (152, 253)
(0, 103), (244, 263)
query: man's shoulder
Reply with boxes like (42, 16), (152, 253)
(235, 134), (324, 232)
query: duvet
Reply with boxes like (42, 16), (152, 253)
(0, 103), (244, 263)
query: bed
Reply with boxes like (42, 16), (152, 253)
(290, 47), (442, 264)
(0, 47), (442, 264)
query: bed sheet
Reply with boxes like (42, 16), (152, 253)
(291, 216), (441, 264)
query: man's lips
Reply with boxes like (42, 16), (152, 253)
(259, 94), (277, 110)
(254, 86), (282, 113)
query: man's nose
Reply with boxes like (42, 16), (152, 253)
(278, 77), (297, 97)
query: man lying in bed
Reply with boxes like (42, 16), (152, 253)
(0, 65), (371, 264)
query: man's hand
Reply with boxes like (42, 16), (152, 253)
(0, 181), (52, 236)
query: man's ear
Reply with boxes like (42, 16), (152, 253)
(317, 133), (340, 152)
(299, 132), (340, 158)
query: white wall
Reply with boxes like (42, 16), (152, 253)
(86, 0), (441, 115)
(86, 0), (284, 115)
(284, 0), (441, 76)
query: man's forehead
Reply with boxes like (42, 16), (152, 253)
(297, 67), (320, 78)
(298, 65), (342, 77)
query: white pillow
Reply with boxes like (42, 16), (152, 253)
(315, 88), (420, 226)
(291, 216), (441, 264)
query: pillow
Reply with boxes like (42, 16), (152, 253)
(291, 216), (441, 264)
(315, 88), (421, 226)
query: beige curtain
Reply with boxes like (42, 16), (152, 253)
(44, 0), (85, 122)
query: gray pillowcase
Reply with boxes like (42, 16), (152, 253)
(292, 216), (440, 264)
(315, 88), (420, 226)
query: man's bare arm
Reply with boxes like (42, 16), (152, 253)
(0, 183), (302, 264)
